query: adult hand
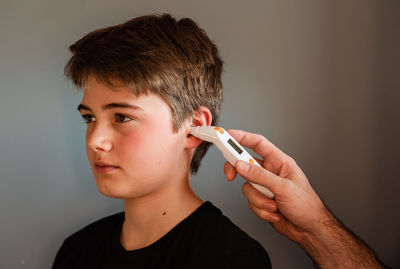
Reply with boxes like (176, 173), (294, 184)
(224, 129), (387, 269)
(224, 129), (328, 243)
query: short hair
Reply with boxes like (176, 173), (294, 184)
(65, 14), (223, 174)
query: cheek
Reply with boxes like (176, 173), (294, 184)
(85, 130), (94, 160)
(118, 123), (181, 168)
(117, 126), (162, 166)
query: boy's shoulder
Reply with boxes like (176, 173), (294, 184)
(193, 202), (271, 268)
(55, 211), (124, 259)
(64, 211), (124, 244)
(194, 201), (258, 245)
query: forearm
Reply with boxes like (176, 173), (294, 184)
(298, 209), (386, 269)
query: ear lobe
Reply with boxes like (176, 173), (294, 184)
(184, 106), (212, 149)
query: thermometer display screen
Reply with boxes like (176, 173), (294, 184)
(227, 139), (243, 154)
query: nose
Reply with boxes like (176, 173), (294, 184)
(86, 123), (113, 152)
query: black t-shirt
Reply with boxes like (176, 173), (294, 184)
(52, 201), (271, 269)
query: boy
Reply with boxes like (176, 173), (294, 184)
(52, 14), (271, 268)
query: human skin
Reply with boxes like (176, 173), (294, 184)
(224, 129), (387, 269)
(77, 78), (211, 250)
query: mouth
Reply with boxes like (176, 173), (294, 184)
(95, 161), (119, 173)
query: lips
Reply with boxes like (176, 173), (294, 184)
(95, 161), (119, 173)
(95, 161), (118, 167)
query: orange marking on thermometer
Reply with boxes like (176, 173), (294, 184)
(214, 127), (224, 134)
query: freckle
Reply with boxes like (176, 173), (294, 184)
(162, 212), (166, 216)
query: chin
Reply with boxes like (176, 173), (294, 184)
(97, 187), (137, 199)
(98, 189), (126, 199)
(95, 180), (151, 200)
(94, 179), (128, 199)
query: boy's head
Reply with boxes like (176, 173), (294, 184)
(66, 14), (223, 175)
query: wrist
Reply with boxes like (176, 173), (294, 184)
(295, 207), (386, 269)
(296, 207), (339, 265)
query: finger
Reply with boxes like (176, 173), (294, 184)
(224, 162), (237, 181)
(248, 202), (281, 223)
(235, 160), (284, 194)
(227, 129), (285, 160)
(242, 182), (277, 212)
(227, 129), (292, 175)
(224, 159), (261, 182)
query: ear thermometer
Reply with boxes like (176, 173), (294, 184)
(189, 126), (274, 198)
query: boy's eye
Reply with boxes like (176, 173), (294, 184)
(115, 114), (132, 123)
(80, 114), (132, 124)
(81, 114), (95, 124)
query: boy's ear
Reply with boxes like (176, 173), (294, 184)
(184, 106), (212, 149)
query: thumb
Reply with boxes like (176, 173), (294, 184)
(235, 160), (283, 194)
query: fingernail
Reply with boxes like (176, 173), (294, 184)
(237, 161), (250, 172)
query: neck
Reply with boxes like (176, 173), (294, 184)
(120, 176), (202, 251)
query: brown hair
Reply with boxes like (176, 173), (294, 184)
(65, 14), (223, 174)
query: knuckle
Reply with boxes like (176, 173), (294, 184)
(288, 156), (297, 166)
(280, 179), (294, 194)
(257, 133), (267, 142)
(279, 157), (296, 177)
(261, 135), (270, 145)
(257, 210), (270, 221)
(251, 165), (265, 179)
(248, 203), (268, 220)
(282, 157), (292, 168)
(266, 201), (277, 212)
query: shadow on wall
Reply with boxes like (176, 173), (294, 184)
(372, 1), (400, 266)
(320, 1), (400, 267)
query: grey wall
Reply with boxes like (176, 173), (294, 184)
(1, 0), (399, 268)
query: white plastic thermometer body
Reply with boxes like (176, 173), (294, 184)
(189, 126), (274, 198)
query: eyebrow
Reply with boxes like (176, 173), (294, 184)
(77, 102), (143, 112)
